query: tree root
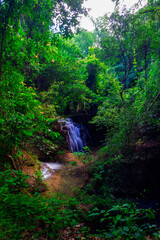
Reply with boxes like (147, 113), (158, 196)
(8, 154), (18, 170)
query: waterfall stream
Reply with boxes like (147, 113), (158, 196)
(58, 118), (89, 153)
(41, 162), (63, 180)
(41, 118), (90, 179)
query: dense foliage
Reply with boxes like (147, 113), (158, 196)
(0, 168), (82, 239)
(0, 0), (160, 238)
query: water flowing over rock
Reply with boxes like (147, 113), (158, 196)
(58, 118), (90, 152)
(41, 162), (63, 180)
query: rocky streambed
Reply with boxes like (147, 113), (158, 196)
(40, 152), (88, 196)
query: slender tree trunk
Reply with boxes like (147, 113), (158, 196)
(120, 51), (132, 151)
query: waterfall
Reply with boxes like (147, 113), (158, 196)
(58, 118), (89, 153)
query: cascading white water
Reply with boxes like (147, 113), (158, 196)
(41, 162), (63, 180)
(58, 118), (88, 153)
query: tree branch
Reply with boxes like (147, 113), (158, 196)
(139, 8), (160, 15)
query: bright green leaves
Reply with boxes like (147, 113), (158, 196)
(0, 69), (34, 151)
(91, 74), (122, 127)
(0, 64), (60, 154)
(73, 30), (96, 56)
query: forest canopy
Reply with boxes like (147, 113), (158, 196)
(0, 0), (160, 239)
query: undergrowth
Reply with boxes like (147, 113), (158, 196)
(0, 167), (80, 240)
(0, 155), (159, 239)
(73, 153), (160, 239)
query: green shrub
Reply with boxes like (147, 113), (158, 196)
(0, 168), (80, 239)
(0, 66), (60, 158)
